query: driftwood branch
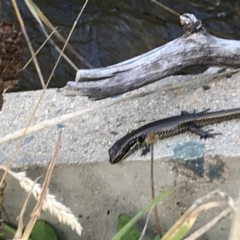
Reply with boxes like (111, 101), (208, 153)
(64, 13), (240, 99)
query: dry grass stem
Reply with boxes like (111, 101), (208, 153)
(162, 202), (222, 240)
(162, 189), (233, 240)
(0, 0), (88, 187)
(43, 0), (89, 86)
(33, 133), (61, 217)
(195, 189), (236, 210)
(22, 133), (61, 240)
(151, 0), (180, 17)
(22, 27), (57, 70)
(229, 188), (240, 240)
(1, 69), (239, 146)
(14, 177), (41, 239)
(11, 0), (46, 88)
(101, 223), (107, 240)
(0, 91), (148, 145)
(0, 164), (82, 235)
(0, 1), (89, 230)
(25, 0), (92, 69)
(0, 180), (6, 218)
(24, 0), (78, 71)
(185, 207), (232, 240)
(161, 189), (236, 240)
(147, 131), (162, 237)
(139, 205), (155, 240)
(141, 68), (240, 102)
(1, 0), (50, 187)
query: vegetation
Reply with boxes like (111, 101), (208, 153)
(0, 0), (239, 239)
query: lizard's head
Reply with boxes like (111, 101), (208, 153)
(108, 136), (143, 164)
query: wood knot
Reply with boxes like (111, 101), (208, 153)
(180, 13), (204, 36)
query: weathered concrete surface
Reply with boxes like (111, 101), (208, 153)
(1, 73), (240, 166)
(4, 161), (239, 240)
(1, 72), (240, 239)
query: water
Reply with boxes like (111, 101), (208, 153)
(2, 0), (240, 91)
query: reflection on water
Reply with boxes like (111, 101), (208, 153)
(2, 0), (240, 91)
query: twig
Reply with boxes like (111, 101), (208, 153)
(146, 131), (162, 237)
(11, 0), (46, 88)
(21, 133), (61, 240)
(150, 144), (162, 237)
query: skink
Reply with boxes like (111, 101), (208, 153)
(108, 108), (240, 164)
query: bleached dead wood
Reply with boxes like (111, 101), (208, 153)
(64, 13), (240, 100)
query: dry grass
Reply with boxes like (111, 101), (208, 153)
(1, 1), (240, 239)
(0, 0), (89, 237)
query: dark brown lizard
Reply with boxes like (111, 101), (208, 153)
(108, 108), (240, 164)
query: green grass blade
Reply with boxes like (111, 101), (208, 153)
(111, 191), (171, 240)
(117, 214), (141, 240)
